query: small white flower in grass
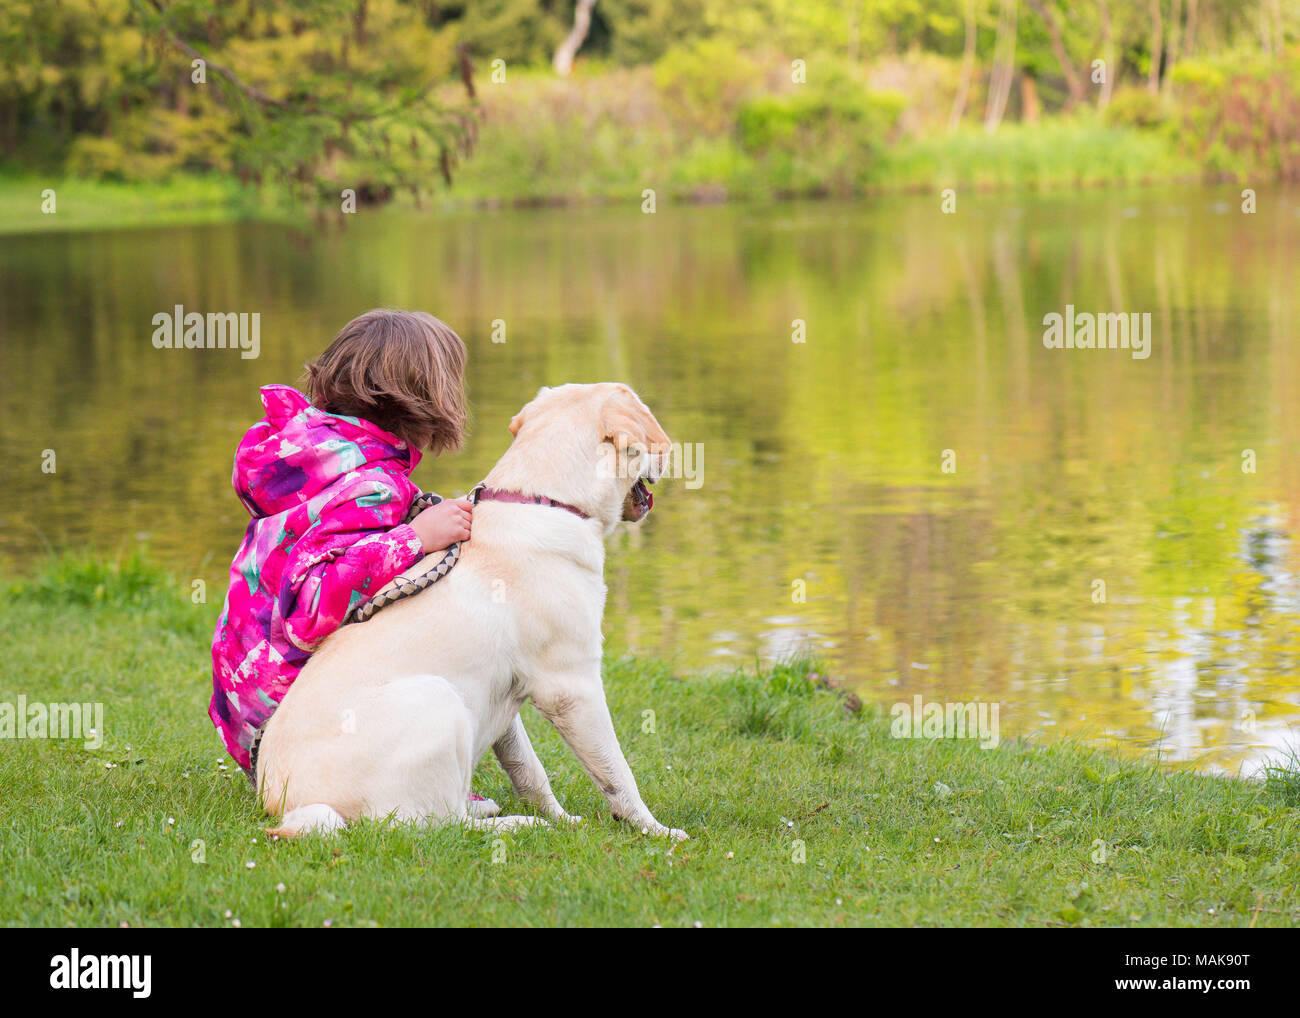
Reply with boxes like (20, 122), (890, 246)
(323, 918), (333, 928)
(836, 898), (842, 905)
(168, 817), (175, 825)
(245, 861), (256, 869)
(276, 882), (286, 893)
(692, 921), (703, 928)
(726, 851), (734, 859)
(114, 819), (124, 827)
(232, 918), (241, 928)
(224, 909), (232, 918)
(934, 837), (940, 843)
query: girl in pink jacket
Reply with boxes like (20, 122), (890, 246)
(210, 309), (474, 780)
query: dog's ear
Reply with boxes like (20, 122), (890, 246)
(601, 389), (649, 458)
(508, 387), (552, 437)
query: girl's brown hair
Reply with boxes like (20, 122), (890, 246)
(305, 309), (468, 453)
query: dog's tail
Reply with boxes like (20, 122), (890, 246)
(266, 803), (347, 839)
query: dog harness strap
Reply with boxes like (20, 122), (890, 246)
(473, 485), (592, 521)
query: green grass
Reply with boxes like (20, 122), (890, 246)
(875, 119), (1196, 192)
(2, 554), (1298, 927)
(0, 173), (281, 234)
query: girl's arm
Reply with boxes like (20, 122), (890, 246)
(279, 480), (426, 652)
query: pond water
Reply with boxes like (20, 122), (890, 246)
(3, 189), (1299, 774)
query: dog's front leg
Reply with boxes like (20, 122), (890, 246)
(536, 686), (686, 841)
(492, 713), (580, 823)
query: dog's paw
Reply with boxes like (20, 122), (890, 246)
(465, 794), (501, 819)
(639, 823), (689, 842)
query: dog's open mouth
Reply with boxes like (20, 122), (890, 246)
(623, 477), (654, 521)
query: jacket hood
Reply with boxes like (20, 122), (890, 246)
(233, 385), (422, 518)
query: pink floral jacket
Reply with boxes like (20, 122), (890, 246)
(209, 385), (426, 773)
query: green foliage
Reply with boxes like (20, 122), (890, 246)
(454, 0), (567, 66)
(1, 0), (475, 203)
(1103, 88), (1171, 130)
(1167, 54), (1300, 181)
(736, 81), (903, 196)
(1263, 749), (1300, 808)
(595, 0), (713, 65)
(653, 39), (761, 134)
(7, 550), (184, 611)
(876, 118), (1192, 191)
(3, 0), (1299, 207)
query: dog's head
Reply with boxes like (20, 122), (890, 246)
(506, 383), (671, 527)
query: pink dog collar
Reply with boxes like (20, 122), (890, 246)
(473, 485), (591, 521)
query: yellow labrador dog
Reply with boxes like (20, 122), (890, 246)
(256, 383), (686, 840)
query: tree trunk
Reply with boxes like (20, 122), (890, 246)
(1184, 0), (1200, 57)
(1162, 0), (1181, 93)
(948, 0), (978, 130)
(984, 0), (1019, 133)
(1025, 0), (1084, 109)
(1020, 70), (1041, 122)
(1098, 0), (1114, 110)
(1147, 0), (1163, 94)
(553, 0), (597, 77)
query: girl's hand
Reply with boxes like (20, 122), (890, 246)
(410, 498), (473, 552)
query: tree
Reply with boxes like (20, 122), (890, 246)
(985, 0), (1018, 132)
(554, 0), (598, 75)
(1025, 0), (1084, 109)
(1148, 0), (1163, 93)
(948, 0), (979, 130)
(120, 0), (478, 205)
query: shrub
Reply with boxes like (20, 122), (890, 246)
(1103, 88), (1171, 130)
(653, 39), (762, 135)
(735, 86), (903, 196)
(1166, 54), (1300, 180)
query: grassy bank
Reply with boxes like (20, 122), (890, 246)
(0, 118), (1193, 234)
(1, 553), (1298, 927)
(0, 173), (278, 235)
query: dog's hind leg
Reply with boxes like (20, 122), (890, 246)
(267, 803), (347, 839)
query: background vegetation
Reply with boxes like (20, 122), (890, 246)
(3, 0), (1299, 215)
